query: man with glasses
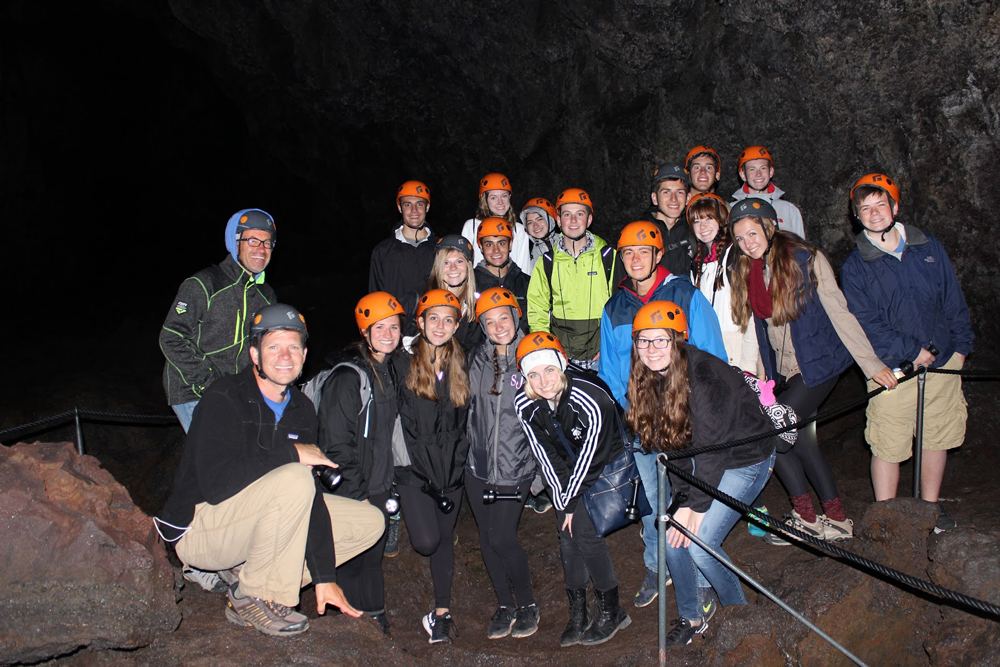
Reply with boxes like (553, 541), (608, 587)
(159, 208), (279, 593)
(161, 208), (278, 434)
(598, 220), (724, 610)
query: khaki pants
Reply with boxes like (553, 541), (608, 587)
(176, 463), (384, 606)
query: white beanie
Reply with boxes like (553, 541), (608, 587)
(519, 349), (567, 376)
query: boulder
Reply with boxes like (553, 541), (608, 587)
(0, 442), (180, 665)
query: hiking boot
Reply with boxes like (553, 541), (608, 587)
(934, 505), (957, 534)
(371, 611), (391, 636)
(820, 514), (854, 542)
(764, 510), (825, 546)
(225, 584), (309, 636)
(422, 610), (455, 644)
(384, 518), (400, 558)
(699, 589), (718, 624)
(183, 566), (228, 594)
(664, 617), (707, 646)
(512, 603), (540, 638)
(581, 586), (631, 646)
(560, 588), (591, 647)
(634, 568), (671, 608)
(486, 606), (516, 639)
(526, 493), (552, 514)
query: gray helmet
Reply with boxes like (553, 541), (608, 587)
(651, 163), (690, 190)
(436, 233), (474, 261)
(236, 209), (276, 238)
(250, 304), (308, 344)
(728, 198), (777, 230)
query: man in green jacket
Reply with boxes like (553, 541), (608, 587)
(526, 188), (615, 370)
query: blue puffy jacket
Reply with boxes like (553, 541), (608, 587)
(840, 226), (973, 368)
(598, 269), (726, 410)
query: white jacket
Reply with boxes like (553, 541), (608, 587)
(731, 183), (805, 238)
(691, 244), (759, 373)
(461, 218), (532, 273)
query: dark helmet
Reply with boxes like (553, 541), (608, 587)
(651, 163), (690, 189)
(250, 304), (308, 344)
(728, 198), (777, 229)
(436, 233), (474, 261)
(236, 209), (276, 238)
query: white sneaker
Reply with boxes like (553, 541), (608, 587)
(820, 515), (854, 542)
(183, 566), (228, 593)
(764, 510), (825, 546)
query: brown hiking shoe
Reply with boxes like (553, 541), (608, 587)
(225, 584), (309, 636)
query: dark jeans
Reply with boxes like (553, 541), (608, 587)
(465, 474), (535, 607)
(335, 491), (390, 615)
(773, 374), (840, 501)
(555, 504), (618, 591)
(398, 484), (464, 609)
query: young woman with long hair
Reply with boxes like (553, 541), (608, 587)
(687, 193), (758, 371)
(514, 333), (631, 648)
(625, 300), (777, 646)
(728, 198), (897, 544)
(460, 173), (531, 271)
(318, 292), (404, 635)
(394, 289), (471, 644)
(465, 288), (539, 640)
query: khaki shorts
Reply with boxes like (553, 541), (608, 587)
(865, 353), (967, 463)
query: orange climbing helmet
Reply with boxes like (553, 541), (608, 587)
(479, 173), (512, 195)
(355, 292), (405, 333)
(397, 180), (430, 205)
(415, 289), (461, 320)
(476, 217), (514, 243)
(632, 300), (688, 340)
(475, 287), (522, 319)
(516, 331), (567, 372)
(685, 145), (721, 171)
(556, 188), (593, 212)
(737, 146), (773, 172)
(850, 173), (901, 206)
(617, 221), (664, 251)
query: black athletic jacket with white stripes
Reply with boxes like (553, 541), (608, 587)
(514, 371), (617, 514)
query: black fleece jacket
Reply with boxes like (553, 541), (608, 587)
(155, 366), (338, 584)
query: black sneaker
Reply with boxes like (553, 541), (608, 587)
(487, 606), (516, 639)
(511, 603), (540, 638)
(422, 611), (455, 644)
(384, 518), (400, 558)
(526, 493), (553, 514)
(371, 612), (390, 636)
(934, 505), (957, 534)
(664, 617), (707, 647)
(699, 589), (718, 624)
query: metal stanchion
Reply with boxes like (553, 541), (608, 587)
(657, 458), (668, 666)
(73, 407), (84, 455)
(913, 367), (927, 498)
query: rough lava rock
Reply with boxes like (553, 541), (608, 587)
(0, 442), (180, 666)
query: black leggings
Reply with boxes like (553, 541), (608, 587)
(555, 505), (618, 592)
(335, 491), (390, 615)
(465, 475), (535, 608)
(397, 484), (464, 609)
(772, 374), (840, 501)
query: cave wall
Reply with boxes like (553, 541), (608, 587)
(3, 0), (999, 353)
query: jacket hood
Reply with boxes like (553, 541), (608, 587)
(732, 183), (785, 201)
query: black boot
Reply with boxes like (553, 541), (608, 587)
(581, 586), (631, 646)
(559, 588), (590, 647)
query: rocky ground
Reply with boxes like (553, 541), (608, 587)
(2, 321), (998, 666)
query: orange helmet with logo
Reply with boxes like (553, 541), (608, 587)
(685, 145), (721, 171)
(355, 292), (405, 333)
(632, 301), (688, 339)
(479, 173), (512, 195)
(476, 217), (514, 244)
(476, 287), (522, 319)
(850, 173), (901, 206)
(397, 180), (430, 205)
(556, 188), (593, 212)
(516, 331), (567, 372)
(737, 146), (773, 172)
(686, 192), (729, 217)
(521, 197), (557, 222)
(617, 221), (664, 251)
(415, 289), (461, 320)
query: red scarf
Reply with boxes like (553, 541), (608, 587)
(747, 257), (773, 319)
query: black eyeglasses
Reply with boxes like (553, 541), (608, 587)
(238, 238), (276, 249)
(635, 338), (671, 349)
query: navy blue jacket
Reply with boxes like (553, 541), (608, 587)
(755, 248), (854, 388)
(840, 226), (973, 368)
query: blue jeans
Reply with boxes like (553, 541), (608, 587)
(665, 450), (776, 621)
(172, 400), (199, 433)
(634, 448), (666, 573)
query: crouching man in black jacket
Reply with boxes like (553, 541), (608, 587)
(154, 304), (385, 636)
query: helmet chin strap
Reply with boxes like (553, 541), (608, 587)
(862, 219), (897, 243)
(445, 276), (468, 289)
(254, 361), (294, 399)
(486, 257), (511, 272)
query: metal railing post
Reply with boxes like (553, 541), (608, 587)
(913, 367), (927, 498)
(73, 407), (84, 455)
(657, 457), (668, 666)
